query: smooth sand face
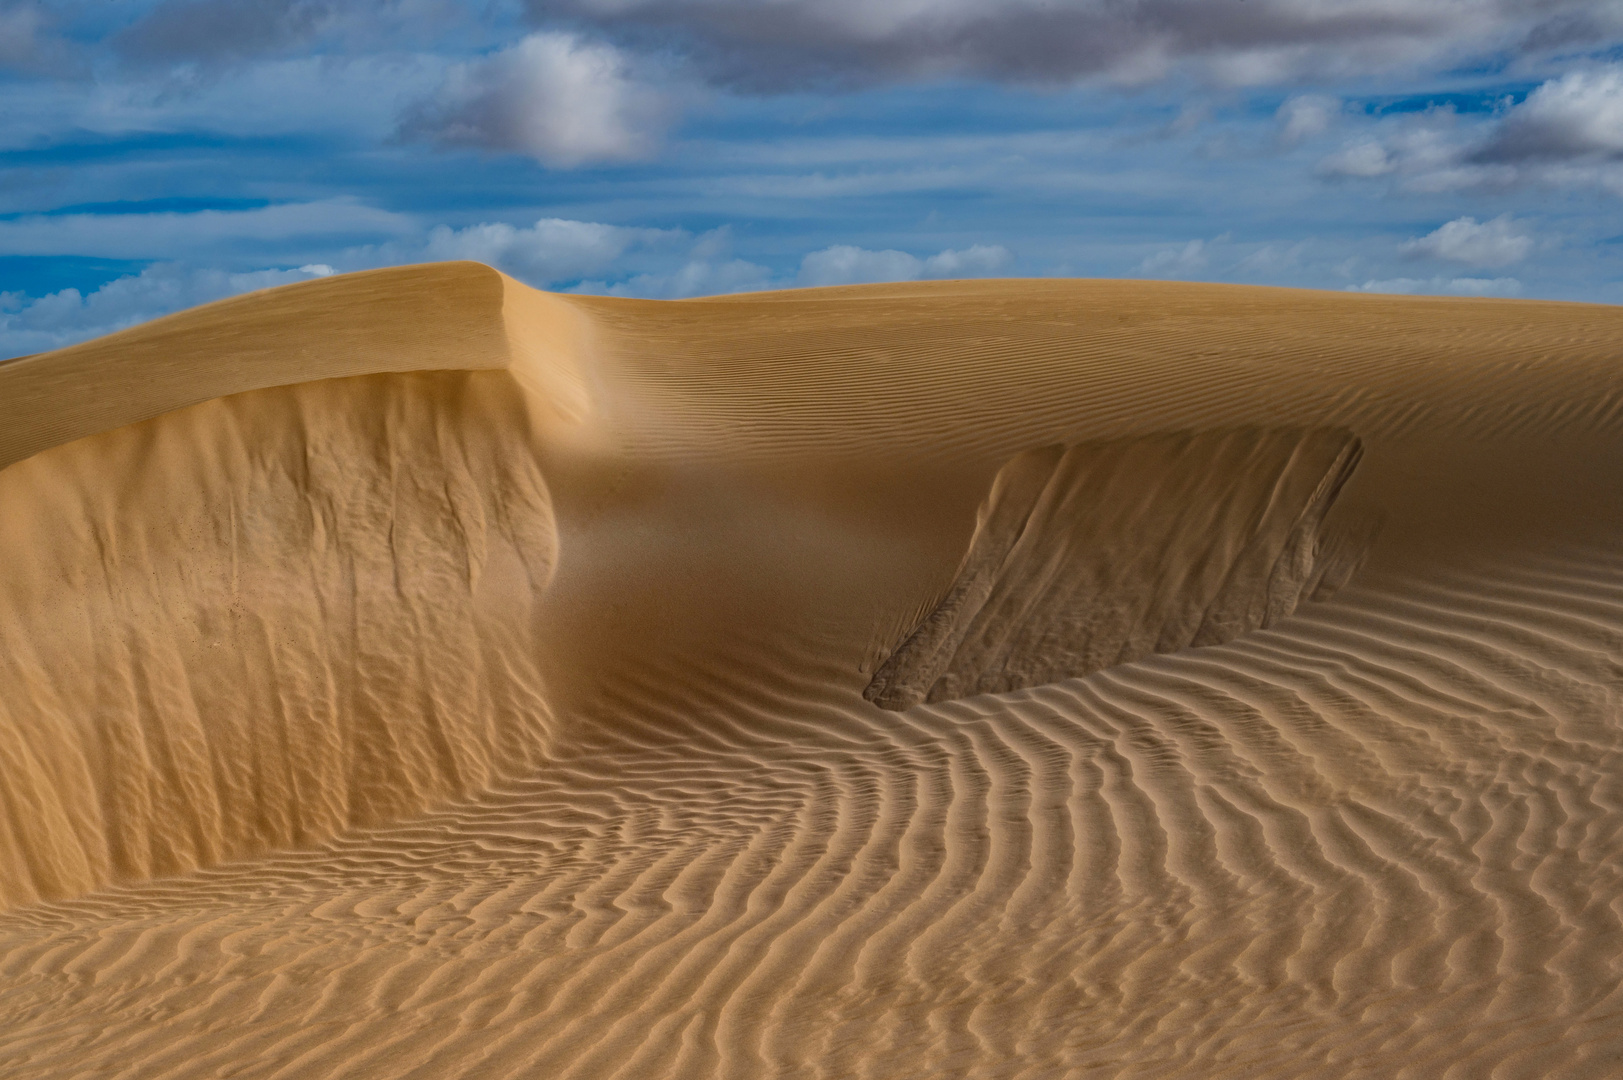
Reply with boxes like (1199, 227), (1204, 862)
(2, 263), (1622, 1077)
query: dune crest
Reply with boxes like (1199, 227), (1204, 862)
(0, 261), (591, 473)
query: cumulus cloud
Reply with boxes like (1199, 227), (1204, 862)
(358, 226), (1010, 297)
(922, 244), (1014, 277)
(529, 0), (1623, 90)
(796, 243), (1011, 287)
(798, 246), (920, 287)
(1476, 68), (1623, 162)
(578, 257), (775, 298)
(406, 32), (674, 166)
(1317, 65), (1623, 194)
(1400, 214), (1533, 268)
(1348, 275), (1522, 297)
(413, 217), (681, 281)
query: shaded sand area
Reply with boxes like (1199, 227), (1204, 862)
(2, 262), (1623, 1077)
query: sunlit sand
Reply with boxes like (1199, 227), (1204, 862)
(2, 262), (1621, 1077)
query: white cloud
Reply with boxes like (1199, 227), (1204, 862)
(1400, 214), (1534, 268)
(796, 243), (1011, 287)
(1139, 238), (1210, 276)
(414, 217), (681, 282)
(1276, 95), (1339, 146)
(921, 244), (1012, 277)
(1318, 139), (1395, 178)
(579, 257), (776, 298)
(1348, 275), (1523, 297)
(798, 246), (930, 287)
(1317, 118), (1498, 190)
(1315, 65), (1623, 195)
(1481, 67), (1623, 162)
(407, 32), (674, 167)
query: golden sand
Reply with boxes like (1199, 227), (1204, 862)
(1, 261), (1621, 1077)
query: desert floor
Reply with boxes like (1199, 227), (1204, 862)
(1, 263), (1621, 1078)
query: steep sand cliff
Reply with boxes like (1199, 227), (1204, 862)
(2, 263), (1622, 1077)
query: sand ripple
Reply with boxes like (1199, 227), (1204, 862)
(2, 268), (1622, 1077)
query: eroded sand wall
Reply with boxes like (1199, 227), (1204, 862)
(0, 371), (558, 908)
(865, 428), (1370, 708)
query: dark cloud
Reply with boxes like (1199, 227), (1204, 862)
(115, 0), (340, 63)
(108, 0), (477, 66)
(401, 32), (674, 166)
(528, 0), (1623, 90)
(0, 2), (83, 76)
(1519, 11), (1611, 52)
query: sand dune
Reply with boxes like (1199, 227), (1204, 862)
(2, 263), (1623, 1076)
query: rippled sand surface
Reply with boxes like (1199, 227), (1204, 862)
(2, 264), (1622, 1078)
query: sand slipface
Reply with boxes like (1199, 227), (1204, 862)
(2, 264), (1623, 1078)
(864, 428), (1370, 709)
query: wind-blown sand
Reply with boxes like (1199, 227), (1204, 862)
(2, 261), (1622, 1077)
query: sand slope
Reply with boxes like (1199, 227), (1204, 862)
(864, 428), (1370, 709)
(1, 265), (1622, 1077)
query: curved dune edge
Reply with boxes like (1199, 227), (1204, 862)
(3, 269), (1623, 1077)
(10, 265), (1623, 472)
(0, 261), (593, 472)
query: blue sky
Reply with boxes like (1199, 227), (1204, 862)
(3, 0), (1623, 357)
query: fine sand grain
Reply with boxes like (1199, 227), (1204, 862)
(1, 262), (1622, 1077)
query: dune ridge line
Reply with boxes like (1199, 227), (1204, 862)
(0, 261), (592, 473)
